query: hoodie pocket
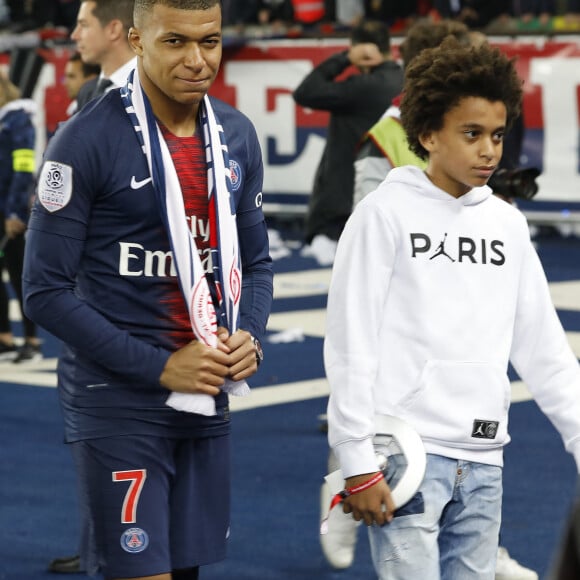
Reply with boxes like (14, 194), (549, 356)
(401, 360), (509, 449)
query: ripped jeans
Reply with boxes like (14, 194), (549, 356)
(368, 454), (502, 580)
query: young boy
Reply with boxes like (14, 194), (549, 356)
(324, 38), (580, 579)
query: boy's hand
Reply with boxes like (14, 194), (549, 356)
(343, 472), (395, 526)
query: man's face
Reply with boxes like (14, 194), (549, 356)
(420, 96), (506, 198)
(70, 1), (110, 66)
(129, 3), (222, 111)
(64, 60), (89, 100)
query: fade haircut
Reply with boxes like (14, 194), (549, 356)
(400, 37), (523, 160)
(350, 20), (391, 54)
(134, 0), (221, 25)
(88, 0), (134, 32)
(400, 20), (471, 68)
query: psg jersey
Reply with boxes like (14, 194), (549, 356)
(23, 89), (273, 441)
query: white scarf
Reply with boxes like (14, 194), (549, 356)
(121, 67), (249, 416)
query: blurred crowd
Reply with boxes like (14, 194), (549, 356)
(224, 0), (580, 35)
(1, 0), (580, 37)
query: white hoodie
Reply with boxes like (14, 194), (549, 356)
(325, 165), (580, 478)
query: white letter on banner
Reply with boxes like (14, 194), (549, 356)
(530, 57), (580, 201)
(224, 60), (325, 195)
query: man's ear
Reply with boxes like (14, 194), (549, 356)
(107, 18), (125, 42)
(128, 27), (142, 56)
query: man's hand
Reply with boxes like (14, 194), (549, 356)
(159, 327), (260, 393)
(159, 337), (231, 395)
(343, 472), (395, 526)
(5, 217), (26, 238)
(219, 328), (260, 381)
(348, 43), (385, 73)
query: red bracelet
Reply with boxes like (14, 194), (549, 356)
(320, 472), (385, 534)
(328, 472), (385, 512)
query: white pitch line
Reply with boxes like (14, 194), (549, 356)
(273, 268), (332, 299)
(0, 360), (533, 406)
(267, 308), (327, 338)
(550, 280), (580, 311)
(229, 378), (330, 411)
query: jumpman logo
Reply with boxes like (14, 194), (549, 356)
(474, 423), (485, 436)
(429, 233), (455, 262)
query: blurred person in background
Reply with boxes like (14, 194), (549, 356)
(293, 19), (403, 265)
(0, 71), (42, 363)
(514, 0), (556, 27)
(6, 0), (80, 31)
(70, 0), (135, 110)
(363, 0), (418, 25)
(292, 0), (326, 25)
(63, 51), (100, 116)
(335, 0), (364, 26)
(432, 0), (510, 28)
(257, 0), (294, 30)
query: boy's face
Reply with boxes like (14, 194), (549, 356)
(420, 96), (506, 198)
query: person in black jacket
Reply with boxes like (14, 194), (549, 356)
(293, 19), (403, 265)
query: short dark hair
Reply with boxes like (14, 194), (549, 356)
(399, 20), (471, 68)
(88, 0), (134, 32)
(69, 51), (101, 78)
(134, 0), (221, 25)
(350, 20), (391, 54)
(400, 37), (523, 160)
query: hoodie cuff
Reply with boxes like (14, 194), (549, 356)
(334, 436), (379, 480)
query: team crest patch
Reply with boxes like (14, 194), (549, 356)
(37, 161), (72, 212)
(120, 527), (149, 553)
(229, 159), (242, 192)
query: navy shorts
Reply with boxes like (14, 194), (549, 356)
(71, 433), (230, 579)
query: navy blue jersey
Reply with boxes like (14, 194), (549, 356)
(23, 89), (273, 441)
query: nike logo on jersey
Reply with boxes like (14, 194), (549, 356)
(131, 176), (153, 189)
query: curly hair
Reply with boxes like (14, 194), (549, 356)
(400, 37), (523, 160)
(399, 20), (471, 68)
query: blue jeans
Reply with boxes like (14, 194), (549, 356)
(368, 454), (502, 580)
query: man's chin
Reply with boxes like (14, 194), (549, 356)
(174, 92), (206, 107)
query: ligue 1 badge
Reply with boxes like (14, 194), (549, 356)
(321, 415), (426, 533)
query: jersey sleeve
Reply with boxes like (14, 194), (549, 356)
(231, 114), (273, 340)
(23, 120), (171, 387)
